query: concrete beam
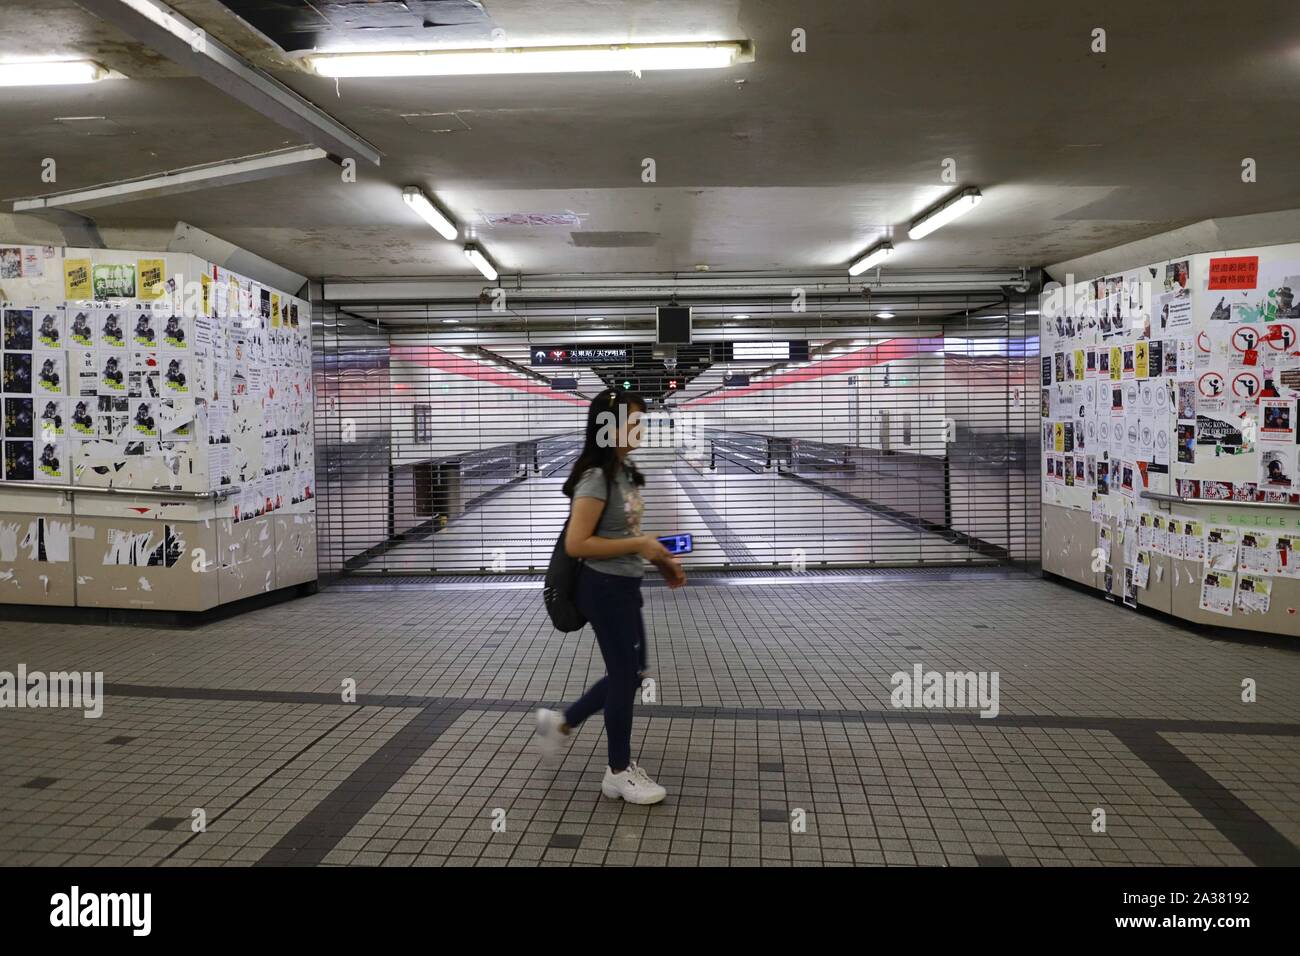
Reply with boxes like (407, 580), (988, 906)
(16, 208), (106, 248)
(168, 221), (308, 296)
(74, 0), (381, 166)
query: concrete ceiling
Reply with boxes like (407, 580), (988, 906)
(2, 0), (1300, 282)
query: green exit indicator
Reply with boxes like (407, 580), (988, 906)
(622, 380), (631, 389)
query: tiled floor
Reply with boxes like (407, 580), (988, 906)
(1, 570), (1297, 867)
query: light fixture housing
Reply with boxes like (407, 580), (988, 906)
(0, 60), (107, 87)
(402, 186), (457, 240)
(848, 240), (893, 276)
(907, 187), (982, 241)
(464, 244), (498, 281)
(308, 40), (751, 78)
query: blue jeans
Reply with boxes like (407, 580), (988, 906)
(564, 566), (646, 771)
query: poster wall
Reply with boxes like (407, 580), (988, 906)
(1040, 242), (1300, 626)
(0, 250), (314, 519)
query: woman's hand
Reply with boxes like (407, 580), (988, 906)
(637, 536), (673, 564)
(659, 557), (687, 589)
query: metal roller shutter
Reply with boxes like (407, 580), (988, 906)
(313, 292), (1039, 577)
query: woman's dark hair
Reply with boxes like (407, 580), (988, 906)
(562, 388), (647, 497)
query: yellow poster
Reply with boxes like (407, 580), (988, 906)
(271, 292), (281, 327)
(1135, 341), (1149, 379)
(230, 277), (240, 317)
(138, 258), (165, 299)
(1053, 422), (1064, 452)
(64, 258), (92, 299)
(201, 273), (212, 316)
(1110, 347), (1122, 382)
(1073, 350), (1085, 381)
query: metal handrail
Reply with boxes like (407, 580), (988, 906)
(1140, 491), (1300, 512)
(0, 480), (239, 501)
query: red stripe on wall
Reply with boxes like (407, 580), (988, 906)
(390, 345), (590, 406)
(681, 337), (944, 407)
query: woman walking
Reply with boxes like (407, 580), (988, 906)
(535, 388), (686, 804)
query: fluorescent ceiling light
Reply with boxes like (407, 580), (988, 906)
(587, 316), (605, 322)
(908, 187), (982, 241)
(732, 313), (750, 320)
(442, 319), (459, 324)
(875, 311), (896, 319)
(0, 60), (106, 86)
(309, 41), (750, 78)
(848, 240), (893, 276)
(464, 244), (498, 281)
(402, 186), (457, 240)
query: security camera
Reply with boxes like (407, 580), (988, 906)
(1002, 283), (1031, 295)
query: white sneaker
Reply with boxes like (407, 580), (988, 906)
(534, 708), (571, 759)
(601, 761), (667, 805)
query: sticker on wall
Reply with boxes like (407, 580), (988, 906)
(1176, 422), (1195, 464)
(34, 438), (66, 482)
(36, 398), (65, 440)
(1261, 447), (1296, 489)
(1201, 480), (1234, 501)
(92, 263), (136, 300)
(1260, 397), (1294, 441)
(161, 313), (191, 350)
(1239, 532), (1280, 574)
(130, 309), (158, 347)
(1231, 369), (1262, 401)
(91, 308), (121, 350)
(64, 259), (92, 299)
(70, 398), (95, 437)
(34, 307), (65, 348)
(4, 439), (34, 480)
(3, 352), (32, 394)
(137, 259), (165, 300)
(3, 308), (32, 350)
(1236, 574), (1271, 615)
(1263, 322), (1297, 354)
(102, 525), (185, 568)
(68, 309), (95, 347)
(34, 353), (63, 396)
(129, 399), (159, 439)
(1199, 570), (1236, 616)
(162, 356), (189, 395)
(97, 353), (127, 396)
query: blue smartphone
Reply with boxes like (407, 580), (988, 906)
(657, 533), (693, 555)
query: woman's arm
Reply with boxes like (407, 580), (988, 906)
(565, 495), (671, 562)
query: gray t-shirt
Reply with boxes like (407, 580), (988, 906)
(572, 465), (645, 578)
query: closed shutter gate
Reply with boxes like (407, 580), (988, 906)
(313, 294), (1039, 577)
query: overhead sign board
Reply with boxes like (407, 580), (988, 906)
(530, 346), (629, 366)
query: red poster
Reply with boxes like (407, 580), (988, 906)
(1207, 256), (1259, 289)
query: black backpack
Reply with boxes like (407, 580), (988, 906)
(543, 474), (610, 632)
